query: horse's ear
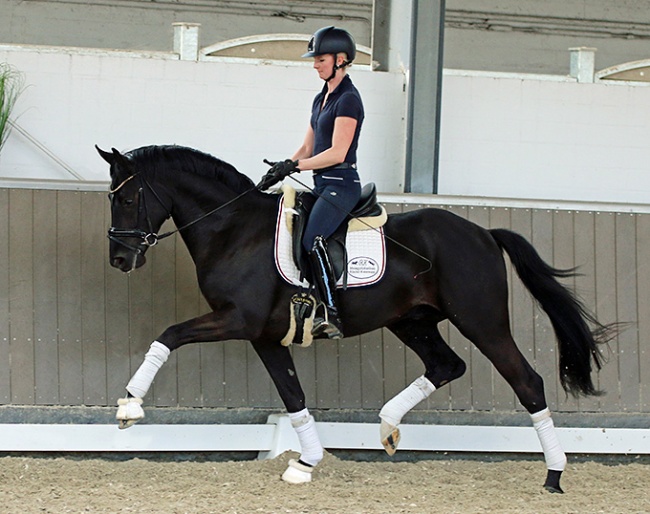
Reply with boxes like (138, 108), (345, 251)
(96, 145), (114, 165)
(110, 147), (135, 174)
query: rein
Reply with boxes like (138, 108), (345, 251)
(156, 184), (257, 241)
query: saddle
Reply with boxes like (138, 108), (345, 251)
(285, 183), (386, 286)
(278, 184), (387, 347)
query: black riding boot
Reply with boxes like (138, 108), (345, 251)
(309, 236), (344, 339)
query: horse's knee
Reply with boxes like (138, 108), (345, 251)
(158, 327), (181, 350)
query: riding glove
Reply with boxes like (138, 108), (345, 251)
(257, 159), (299, 190)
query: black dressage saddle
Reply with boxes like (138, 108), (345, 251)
(290, 182), (383, 286)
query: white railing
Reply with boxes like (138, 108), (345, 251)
(0, 415), (647, 456)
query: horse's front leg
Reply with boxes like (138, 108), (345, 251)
(116, 309), (245, 429)
(251, 339), (323, 484)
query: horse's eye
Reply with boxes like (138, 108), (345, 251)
(123, 198), (134, 206)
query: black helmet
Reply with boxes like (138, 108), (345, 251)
(302, 26), (356, 62)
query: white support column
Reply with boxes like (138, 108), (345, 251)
(371, 0), (414, 72)
(569, 47), (597, 83)
(173, 22), (201, 61)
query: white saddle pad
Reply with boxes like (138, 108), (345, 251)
(274, 196), (386, 288)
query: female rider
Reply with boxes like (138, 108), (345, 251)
(260, 26), (364, 340)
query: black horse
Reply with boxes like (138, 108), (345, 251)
(98, 144), (614, 492)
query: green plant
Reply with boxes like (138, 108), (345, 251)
(0, 62), (25, 153)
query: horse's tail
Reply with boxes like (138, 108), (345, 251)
(489, 228), (615, 398)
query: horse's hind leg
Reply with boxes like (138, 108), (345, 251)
(388, 309), (566, 493)
(381, 312), (467, 455)
(436, 245), (567, 493)
(473, 334), (566, 493)
(250, 339), (323, 484)
(456, 314), (566, 493)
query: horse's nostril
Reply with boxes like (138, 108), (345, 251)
(111, 257), (125, 269)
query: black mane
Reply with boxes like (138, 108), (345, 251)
(125, 145), (255, 193)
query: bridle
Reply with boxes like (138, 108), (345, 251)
(107, 173), (170, 257)
(107, 171), (256, 259)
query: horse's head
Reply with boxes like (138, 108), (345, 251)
(97, 145), (170, 273)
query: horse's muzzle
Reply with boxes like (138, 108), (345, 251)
(110, 253), (146, 273)
(108, 228), (152, 272)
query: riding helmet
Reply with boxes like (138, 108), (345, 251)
(302, 26), (356, 62)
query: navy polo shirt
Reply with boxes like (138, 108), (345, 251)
(310, 75), (364, 164)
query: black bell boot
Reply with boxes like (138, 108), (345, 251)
(309, 236), (344, 339)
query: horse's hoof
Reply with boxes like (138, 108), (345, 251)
(116, 397), (144, 429)
(543, 470), (564, 493)
(281, 459), (313, 484)
(380, 420), (400, 456)
(118, 419), (138, 430)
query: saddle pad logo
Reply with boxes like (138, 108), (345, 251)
(348, 257), (380, 280)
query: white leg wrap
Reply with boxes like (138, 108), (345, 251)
(531, 408), (567, 472)
(126, 341), (170, 398)
(379, 376), (436, 427)
(288, 408), (323, 467)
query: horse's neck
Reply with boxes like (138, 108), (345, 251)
(165, 172), (232, 227)
(168, 182), (276, 261)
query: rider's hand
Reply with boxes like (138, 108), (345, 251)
(257, 159), (300, 190)
(270, 159), (300, 177)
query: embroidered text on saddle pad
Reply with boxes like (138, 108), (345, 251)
(274, 196), (386, 288)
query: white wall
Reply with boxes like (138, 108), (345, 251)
(0, 45), (406, 192)
(2, 44), (650, 204)
(438, 70), (650, 203)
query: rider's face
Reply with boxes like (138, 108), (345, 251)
(313, 54), (335, 80)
